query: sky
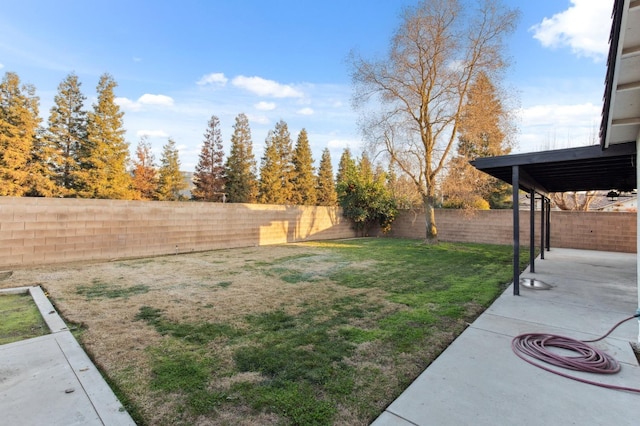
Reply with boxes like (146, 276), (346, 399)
(0, 0), (614, 172)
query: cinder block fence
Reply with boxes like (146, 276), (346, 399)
(0, 197), (355, 268)
(387, 209), (636, 253)
(0, 197), (636, 269)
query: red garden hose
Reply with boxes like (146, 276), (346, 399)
(511, 314), (640, 393)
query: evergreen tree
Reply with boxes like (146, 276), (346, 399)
(47, 73), (87, 196)
(192, 115), (225, 201)
(316, 148), (337, 206)
(156, 137), (187, 201)
(225, 113), (258, 203)
(358, 152), (374, 183)
(26, 128), (58, 197)
(78, 73), (135, 199)
(336, 148), (357, 198)
(291, 128), (317, 205)
(132, 136), (158, 200)
(258, 120), (294, 204)
(258, 140), (282, 204)
(0, 72), (42, 196)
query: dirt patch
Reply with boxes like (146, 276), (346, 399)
(1, 244), (392, 425)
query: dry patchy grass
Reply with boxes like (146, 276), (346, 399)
(1, 239), (524, 425)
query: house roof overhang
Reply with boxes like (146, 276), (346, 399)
(601, 0), (640, 149)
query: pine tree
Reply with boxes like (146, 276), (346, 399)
(225, 113), (258, 203)
(26, 128), (58, 197)
(132, 136), (158, 200)
(336, 148), (357, 198)
(47, 73), (87, 196)
(358, 153), (374, 184)
(192, 115), (225, 201)
(258, 120), (294, 204)
(78, 73), (135, 199)
(156, 137), (187, 201)
(258, 140), (282, 204)
(0, 72), (42, 196)
(316, 148), (337, 206)
(291, 128), (317, 205)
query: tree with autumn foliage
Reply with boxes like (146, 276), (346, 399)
(258, 120), (294, 204)
(442, 71), (515, 209)
(156, 138), (188, 201)
(291, 128), (317, 205)
(192, 115), (225, 201)
(77, 73), (135, 199)
(131, 136), (158, 200)
(225, 113), (258, 203)
(46, 73), (87, 196)
(0, 72), (45, 196)
(316, 148), (337, 206)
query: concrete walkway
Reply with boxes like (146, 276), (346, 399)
(0, 286), (135, 426)
(373, 248), (639, 425)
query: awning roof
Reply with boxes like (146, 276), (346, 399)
(470, 142), (636, 194)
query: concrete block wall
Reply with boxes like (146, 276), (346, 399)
(0, 197), (356, 268)
(387, 209), (637, 253)
(1, 197), (636, 269)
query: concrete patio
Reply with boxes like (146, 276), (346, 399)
(373, 248), (639, 425)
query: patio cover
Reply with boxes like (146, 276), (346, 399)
(470, 142), (636, 195)
(470, 0), (639, 297)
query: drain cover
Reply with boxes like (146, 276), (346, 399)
(520, 278), (552, 290)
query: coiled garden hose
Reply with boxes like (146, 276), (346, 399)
(511, 314), (640, 393)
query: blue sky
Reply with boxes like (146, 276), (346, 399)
(0, 0), (613, 171)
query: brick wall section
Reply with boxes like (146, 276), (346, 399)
(0, 197), (356, 268)
(387, 209), (637, 253)
(1, 198), (636, 268)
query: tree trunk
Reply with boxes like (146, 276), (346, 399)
(424, 195), (438, 244)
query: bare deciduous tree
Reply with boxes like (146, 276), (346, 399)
(550, 191), (597, 211)
(350, 0), (518, 242)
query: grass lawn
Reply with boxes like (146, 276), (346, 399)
(3, 238), (530, 425)
(0, 292), (49, 345)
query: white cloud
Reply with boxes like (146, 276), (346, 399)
(232, 75), (304, 98)
(530, 0), (612, 61)
(297, 107), (314, 116)
(327, 138), (360, 150)
(516, 102), (601, 151)
(138, 94), (174, 106)
(115, 94), (174, 111)
(0, 63), (4, 69)
(519, 102), (600, 127)
(246, 113), (270, 125)
(115, 97), (142, 111)
(255, 101), (276, 111)
(136, 129), (169, 138)
(133, 57), (142, 63)
(197, 72), (228, 86)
